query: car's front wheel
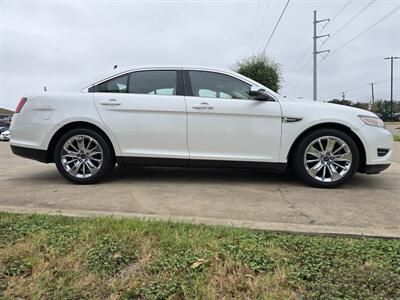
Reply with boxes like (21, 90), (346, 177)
(54, 128), (115, 184)
(293, 129), (360, 188)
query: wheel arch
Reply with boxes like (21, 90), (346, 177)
(287, 122), (366, 172)
(47, 121), (116, 163)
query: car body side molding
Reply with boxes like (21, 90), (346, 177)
(117, 156), (287, 172)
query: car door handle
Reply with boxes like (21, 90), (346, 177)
(192, 102), (214, 110)
(100, 99), (121, 106)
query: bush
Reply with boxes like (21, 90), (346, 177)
(233, 53), (281, 92)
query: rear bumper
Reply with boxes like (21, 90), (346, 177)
(10, 145), (49, 163)
(362, 164), (391, 174)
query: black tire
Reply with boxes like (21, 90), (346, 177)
(54, 128), (115, 184)
(292, 128), (360, 188)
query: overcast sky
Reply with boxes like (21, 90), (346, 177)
(1, 0), (399, 110)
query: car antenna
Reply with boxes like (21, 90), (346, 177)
(113, 65), (118, 69)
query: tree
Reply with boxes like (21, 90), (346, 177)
(328, 99), (369, 110)
(233, 53), (281, 92)
(371, 100), (400, 120)
(352, 102), (369, 110)
(328, 99), (353, 107)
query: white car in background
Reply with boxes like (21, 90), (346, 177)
(0, 130), (10, 141)
(9, 66), (393, 187)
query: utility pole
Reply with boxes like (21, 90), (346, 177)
(313, 10), (330, 101)
(341, 92), (346, 101)
(369, 82), (375, 106)
(384, 56), (400, 120)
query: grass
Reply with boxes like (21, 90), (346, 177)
(1, 213), (400, 299)
(394, 135), (400, 142)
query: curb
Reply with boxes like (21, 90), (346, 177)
(1, 205), (399, 239)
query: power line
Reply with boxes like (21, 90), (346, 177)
(345, 77), (400, 92)
(286, 46), (332, 90)
(286, 1), (344, 90)
(329, 0), (375, 40)
(286, 47), (330, 90)
(343, 82), (370, 93)
(248, 0), (262, 52)
(328, 77), (400, 100)
(252, 0), (272, 53)
(328, 5), (400, 57)
(286, 2), (398, 94)
(285, 53), (329, 94)
(285, 60), (320, 94)
(374, 76), (400, 85)
(285, 54), (313, 88)
(323, 0), (352, 30)
(263, 0), (291, 52)
(285, 69), (313, 93)
(285, 0), (350, 87)
(286, 11), (329, 93)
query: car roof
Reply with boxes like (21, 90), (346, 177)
(102, 64), (235, 73)
(79, 65), (280, 99)
(84, 65), (237, 85)
(81, 65), (266, 90)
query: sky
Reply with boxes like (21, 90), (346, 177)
(0, 0), (399, 110)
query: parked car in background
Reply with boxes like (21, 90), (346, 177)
(0, 126), (9, 134)
(0, 114), (12, 125)
(0, 130), (10, 141)
(9, 65), (393, 187)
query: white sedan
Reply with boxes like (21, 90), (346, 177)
(9, 66), (393, 187)
(0, 130), (10, 141)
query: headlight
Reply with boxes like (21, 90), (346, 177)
(358, 115), (385, 128)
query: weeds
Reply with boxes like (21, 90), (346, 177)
(1, 212), (399, 299)
(86, 236), (137, 275)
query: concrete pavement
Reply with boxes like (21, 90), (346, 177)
(1, 142), (399, 238)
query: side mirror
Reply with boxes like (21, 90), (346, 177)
(249, 86), (273, 101)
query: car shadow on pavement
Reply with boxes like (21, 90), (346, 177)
(109, 166), (389, 189)
(5, 164), (388, 190)
(108, 165), (300, 184)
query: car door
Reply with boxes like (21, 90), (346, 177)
(93, 69), (188, 161)
(184, 70), (282, 163)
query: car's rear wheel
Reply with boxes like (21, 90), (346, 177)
(54, 128), (115, 184)
(293, 128), (360, 188)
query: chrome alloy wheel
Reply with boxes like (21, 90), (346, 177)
(303, 136), (352, 183)
(60, 135), (103, 178)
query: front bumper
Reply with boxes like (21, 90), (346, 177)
(363, 163), (391, 174)
(357, 125), (393, 165)
(10, 145), (49, 163)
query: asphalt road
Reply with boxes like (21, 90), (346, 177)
(1, 142), (399, 238)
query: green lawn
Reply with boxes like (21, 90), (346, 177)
(1, 212), (399, 299)
(394, 135), (400, 142)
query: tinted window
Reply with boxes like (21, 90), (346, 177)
(129, 70), (177, 95)
(97, 75), (128, 93)
(189, 71), (251, 100)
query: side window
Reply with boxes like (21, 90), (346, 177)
(128, 70), (177, 95)
(97, 75), (128, 93)
(189, 71), (251, 100)
(198, 89), (216, 98)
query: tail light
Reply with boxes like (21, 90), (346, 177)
(15, 97), (27, 113)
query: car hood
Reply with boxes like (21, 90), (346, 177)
(278, 97), (378, 130)
(279, 97), (377, 117)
